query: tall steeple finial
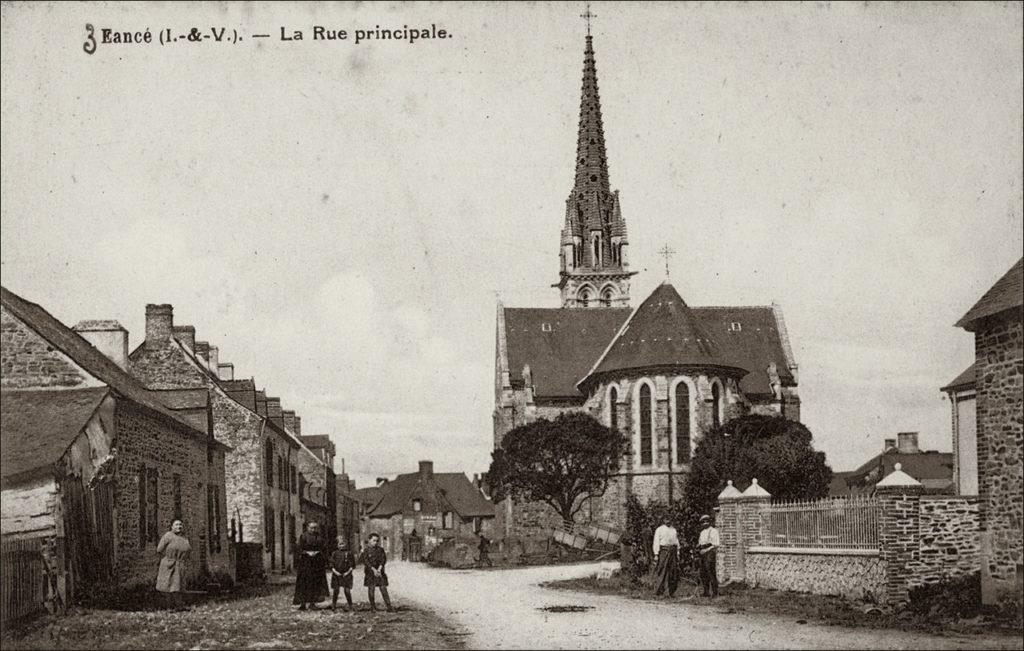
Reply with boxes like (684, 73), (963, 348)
(581, 2), (596, 37)
(658, 245), (676, 278)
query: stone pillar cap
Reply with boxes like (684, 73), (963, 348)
(741, 478), (771, 498)
(718, 479), (742, 500)
(876, 462), (922, 488)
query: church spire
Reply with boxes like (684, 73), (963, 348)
(556, 29), (635, 309)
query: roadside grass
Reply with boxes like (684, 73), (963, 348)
(543, 569), (1023, 638)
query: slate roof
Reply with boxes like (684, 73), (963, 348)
(941, 362), (976, 393)
(0, 286), (218, 449)
(0, 387), (109, 485)
(367, 471), (495, 519)
(353, 485), (385, 508)
(502, 283), (794, 399)
(582, 282), (744, 387)
(840, 450), (954, 495)
(956, 258), (1023, 331)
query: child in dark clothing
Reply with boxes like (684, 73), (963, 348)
(330, 536), (357, 611)
(358, 533), (393, 612)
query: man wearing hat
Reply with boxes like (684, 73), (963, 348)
(697, 514), (720, 597)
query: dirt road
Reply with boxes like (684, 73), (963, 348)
(386, 561), (1019, 650)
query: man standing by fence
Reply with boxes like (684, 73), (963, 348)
(697, 514), (720, 598)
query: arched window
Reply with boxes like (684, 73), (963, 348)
(639, 384), (653, 465)
(602, 289), (613, 307)
(608, 386), (619, 431)
(265, 441), (274, 487)
(592, 235), (600, 265)
(711, 381), (722, 429)
(675, 382), (691, 463)
(580, 289), (590, 308)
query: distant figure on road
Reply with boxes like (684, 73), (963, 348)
(330, 536), (357, 611)
(293, 521), (329, 610)
(697, 514), (720, 598)
(652, 515), (681, 598)
(156, 519), (192, 610)
(359, 533), (394, 612)
(478, 533), (493, 567)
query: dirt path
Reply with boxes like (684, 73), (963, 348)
(386, 561), (1019, 650)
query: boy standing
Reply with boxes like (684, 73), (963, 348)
(330, 536), (357, 611)
(359, 533), (394, 612)
(697, 514), (720, 598)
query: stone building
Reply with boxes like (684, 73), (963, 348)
(941, 363), (978, 496)
(300, 434), (338, 541)
(362, 461), (495, 560)
(128, 304), (306, 573)
(953, 257), (1022, 605)
(335, 472), (361, 551)
(493, 33), (800, 538)
(0, 286), (231, 606)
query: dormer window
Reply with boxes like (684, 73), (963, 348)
(412, 499), (422, 512)
(729, 322), (742, 332)
(541, 323), (552, 332)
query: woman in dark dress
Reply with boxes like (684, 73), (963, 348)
(359, 533), (393, 612)
(293, 521), (329, 610)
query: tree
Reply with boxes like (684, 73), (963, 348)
(683, 414), (832, 537)
(488, 412), (628, 523)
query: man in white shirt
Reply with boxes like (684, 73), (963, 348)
(651, 515), (681, 597)
(697, 514), (720, 597)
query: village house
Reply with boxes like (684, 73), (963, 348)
(952, 257), (1022, 605)
(361, 461), (495, 560)
(941, 362), (978, 496)
(828, 432), (954, 496)
(335, 472), (361, 551)
(128, 303), (313, 574)
(0, 287), (231, 616)
(299, 434), (338, 541)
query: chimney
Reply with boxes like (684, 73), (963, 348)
(376, 477), (388, 486)
(195, 341), (211, 367)
(217, 363), (234, 381)
(419, 460), (434, 477)
(266, 397), (283, 425)
(283, 410), (296, 432)
(884, 438), (897, 453)
(145, 304), (173, 348)
(74, 320), (129, 370)
(172, 325), (196, 351)
(208, 345), (219, 370)
(897, 432), (920, 454)
(294, 416), (302, 436)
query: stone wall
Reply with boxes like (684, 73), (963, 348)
(973, 315), (1023, 602)
(747, 550), (883, 601)
(908, 496), (980, 588)
(113, 399), (231, 590)
(1, 307), (102, 389)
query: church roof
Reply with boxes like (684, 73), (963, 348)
(502, 294), (794, 400)
(956, 257), (1023, 331)
(504, 307), (630, 399)
(580, 282), (745, 387)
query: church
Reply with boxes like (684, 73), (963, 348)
(493, 31), (802, 537)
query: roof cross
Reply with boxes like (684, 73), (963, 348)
(581, 2), (596, 36)
(657, 244), (676, 278)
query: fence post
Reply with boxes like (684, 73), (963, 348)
(715, 480), (742, 583)
(738, 479), (772, 584)
(876, 463), (923, 609)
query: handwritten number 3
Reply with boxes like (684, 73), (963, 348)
(83, 24), (96, 55)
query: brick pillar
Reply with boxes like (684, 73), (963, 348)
(877, 463), (924, 609)
(737, 478), (772, 584)
(716, 481), (741, 583)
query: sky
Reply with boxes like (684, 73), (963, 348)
(2, 2), (1022, 489)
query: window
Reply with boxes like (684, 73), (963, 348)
(412, 499), (422, 512)
(265, 441), (274, 487)
(173, 474), (182, 521)
(580, 290), (591, 308)
(266, 506), (275, 568)
(712, 382), (722, 429)
(442, 512), (454, 529)
(602, 289), (613, 307)
(138, 467), (147, 546)
(640, 384), (653, 465)
(207, 484), (222, 554)
(473, 517), (482, 534)
(278, 458), (285, 491)
(289, 515), (296, 549)
(675, 382), (691, 464)
(729, 322), (742, 332)
(608, 386), (618, 431)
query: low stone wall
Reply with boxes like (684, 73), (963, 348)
(907, 496), (979, 588)
(746, 548), (883, 601)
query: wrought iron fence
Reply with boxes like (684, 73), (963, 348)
(763, 496), (879, 549)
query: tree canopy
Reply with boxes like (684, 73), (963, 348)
(488, 412), (628, 523)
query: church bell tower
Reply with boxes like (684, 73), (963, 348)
(555, 32), (636, 308)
